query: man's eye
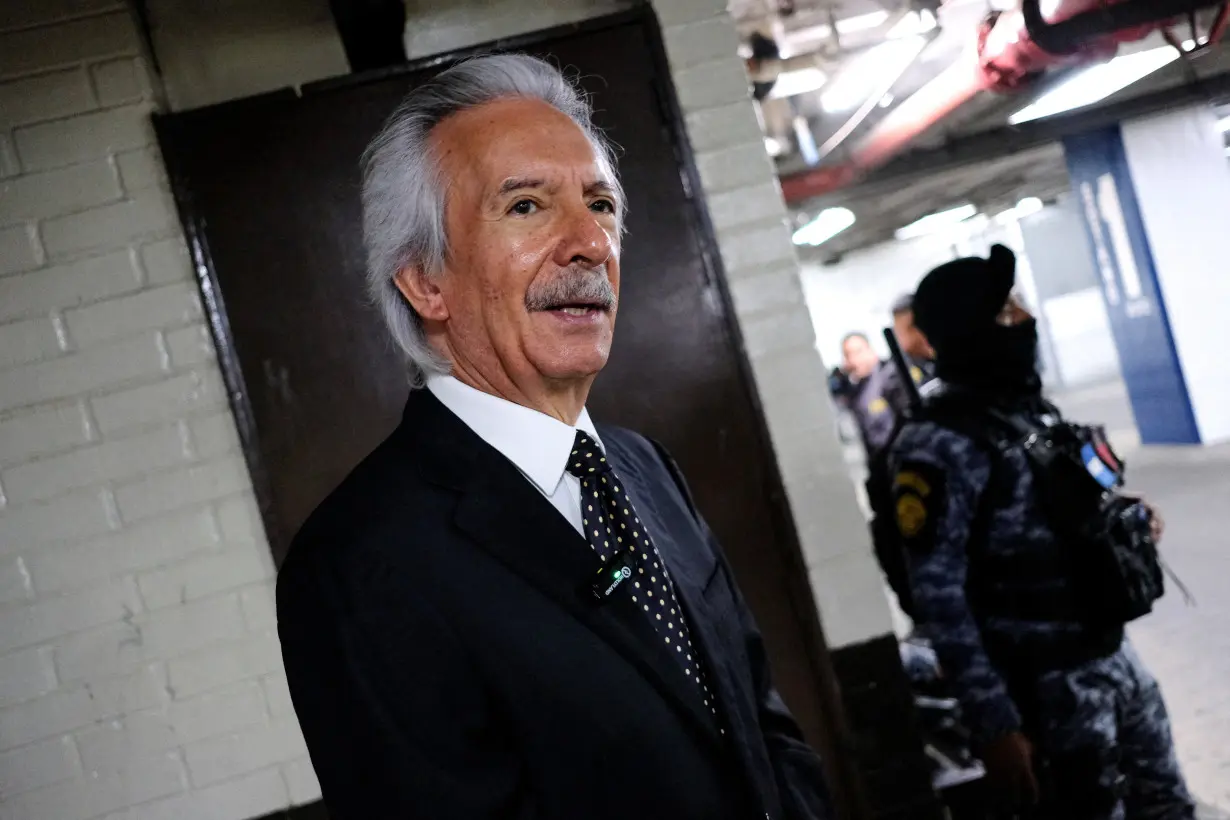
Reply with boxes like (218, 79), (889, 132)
(510, 200), (537, 216)
(590, 199), (616, 214)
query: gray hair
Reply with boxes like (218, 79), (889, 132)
(360, 53), (624, 384)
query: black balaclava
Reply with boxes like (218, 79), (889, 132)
(912, 244), (1040, 393)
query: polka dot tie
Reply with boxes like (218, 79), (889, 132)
(567, 432), (720, 725)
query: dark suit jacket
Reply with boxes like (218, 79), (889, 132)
(277, 389), (830, 820)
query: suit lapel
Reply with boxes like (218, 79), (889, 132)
(403, 391), (721, 746)
(620, 469), (766, 788)
(602, 440), (730, 743)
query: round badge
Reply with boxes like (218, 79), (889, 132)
(896, 494), (927, 538)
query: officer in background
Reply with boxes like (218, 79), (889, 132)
(833, 317), (934, 463)
(842, 300), (935, 619)
(833, 313), (934, 619)
(830, 331), (899, 458)
(890, 292), (935, 386)
(888, 245), (1195, 818)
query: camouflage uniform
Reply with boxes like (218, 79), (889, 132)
(847, 357), (934, 460)
(844, 361), (903, 459)
(889, 394), (1195, 819)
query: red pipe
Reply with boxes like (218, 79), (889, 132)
(1209, 3), (1230, 47)
(781, 0), (1170, 204)
(975, 0), (1153, 91)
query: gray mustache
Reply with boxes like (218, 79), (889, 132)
(524, 268), (617, 312)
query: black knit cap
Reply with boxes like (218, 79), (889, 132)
(912, 244), (1017, 354)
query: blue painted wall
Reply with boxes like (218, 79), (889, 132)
(1063, 127), (1200, 444)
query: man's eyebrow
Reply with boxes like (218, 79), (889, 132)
(497, 178), (549, 195)
(584, 180), (615, 196)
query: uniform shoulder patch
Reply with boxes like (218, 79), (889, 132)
(868, 397), (889, 415)
(892, 460), (947, 551)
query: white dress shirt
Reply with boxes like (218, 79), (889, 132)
(426, 375), (602, 536)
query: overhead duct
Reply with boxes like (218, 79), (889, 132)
(1022, 0), (1228, 54)
(781, 0), (1228, 204)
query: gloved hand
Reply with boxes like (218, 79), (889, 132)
(1120, 492), (1165, 544)
(981, 730), (1040, 809)
(1144, 501), (1165, 543)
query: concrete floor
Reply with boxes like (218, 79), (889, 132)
(1051, 379), (1230, 816)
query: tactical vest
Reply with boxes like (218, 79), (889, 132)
(916, 394), (1167, 633)
(996, 416), (1166, 628)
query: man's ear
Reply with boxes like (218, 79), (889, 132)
(394, 266), (449, 322)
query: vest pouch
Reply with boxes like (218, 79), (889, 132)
(1017, 424), (1164, 626)
(1018, 424), (1106, 534)
(1077, 497), (1165, 625)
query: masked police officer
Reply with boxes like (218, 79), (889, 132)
(888, 245), (1196, 818)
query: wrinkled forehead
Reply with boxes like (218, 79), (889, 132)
(432, 97), (615, 192)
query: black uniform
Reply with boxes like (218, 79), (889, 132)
(887, 246), (1195, 818)
(832, 356), (933, 460)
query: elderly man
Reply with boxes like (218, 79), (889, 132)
(277, 54), (831, 820)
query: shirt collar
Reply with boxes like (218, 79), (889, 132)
(426, 375), (602, 495)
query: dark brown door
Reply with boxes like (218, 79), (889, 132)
(157, 8), (857, 813)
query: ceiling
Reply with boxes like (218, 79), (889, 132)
(792, 142), (1072, 257)
(728, 0), (1230, 258)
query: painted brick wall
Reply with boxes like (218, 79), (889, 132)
(0, 3), (316, 818)
(0, 1), (893, 817)
(655, 2), (894, 650)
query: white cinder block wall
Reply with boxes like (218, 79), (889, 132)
(0, 0), (891, 817)
(0, 4), (314, 819)
(654, 2), (893, 649)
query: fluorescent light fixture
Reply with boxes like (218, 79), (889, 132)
(768, 67), (828, 99)
(887, 9), (937, 39)
(962, 213), (991, 236)
(1009, 46), (1180, 125)
(821, 36), (927, 113)
(895, 204), (978, 241)
(994, 196), (1045, 225)
(1016, 196), (1043, 217)
(836, 11), (889, 34)
(781, 11), (892, 56)
(878, 93), (895, 108)
(781, 23), (833, 53)
(993, 207), (1016, 225)
(1218, 115), (1230, 133)
(793, 207), (856, 247)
